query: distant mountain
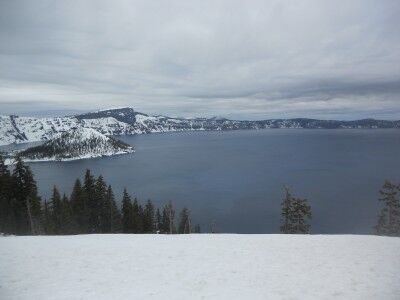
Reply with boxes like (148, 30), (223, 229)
(15, 127), (133, 162)
(0, 107), (399, 146)
(75, 107), (142, 125)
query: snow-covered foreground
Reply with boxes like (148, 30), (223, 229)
(0, 234), (399, 300)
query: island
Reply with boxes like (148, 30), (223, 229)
(12, 127), (133, 163)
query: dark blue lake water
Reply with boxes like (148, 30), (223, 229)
(8, 129), (400, 234)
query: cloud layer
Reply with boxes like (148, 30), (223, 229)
(0, 0), (399, 119)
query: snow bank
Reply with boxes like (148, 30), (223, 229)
(0, 234), (399, 299)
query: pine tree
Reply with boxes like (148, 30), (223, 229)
(1, 163), (202, 236)
(104, 185), (121, 233)
(42, 200), (54, 234)
(12, 157), (42, 235)
(83, 169), (97, 233)
(161, 207), (169, 233)
(50, 186), (63, 234)
(162, 201), (175, 234)
(95, 175), (108, 233)
(143, 199), (155, 233)
(61, 193), (75, 234)
(132, 198), (143, 233)
(280, 186), (312, 234)
(0, 154), (15, 234)
(291, 197), (312, 234)
(280, 186), (292, 234)
(0, 153), (9, 176)
(374, 180), (400, 236)
(178, 207), (191, 234)
(70, 178), (88, 233)
(155, 208), (162, 233)
(138, 204), (145, 233)
(121, 188), (133, 233)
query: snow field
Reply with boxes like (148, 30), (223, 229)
(0, 234), (399, 299)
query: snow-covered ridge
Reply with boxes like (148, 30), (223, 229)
(0, 115), (80, 146)
(1, 108), (399, 146)
(13, 127), (133, 163)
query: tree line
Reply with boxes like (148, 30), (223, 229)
(0, 155), (199, 235)
(0, 153), (313, 235)
(278, 180), (400, 237)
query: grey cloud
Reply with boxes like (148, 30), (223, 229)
(0, 0), (399, 119)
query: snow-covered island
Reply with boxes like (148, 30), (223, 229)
(7, 127), (133, 163)
(0, 234), (399, 299)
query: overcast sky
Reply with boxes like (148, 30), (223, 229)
(0, 0), (399, 120)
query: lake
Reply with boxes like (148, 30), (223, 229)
(5, 129), (400, 234)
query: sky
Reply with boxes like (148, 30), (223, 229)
(0, 0), (399, 120)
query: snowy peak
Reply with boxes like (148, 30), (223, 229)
(75, 107), (143, 125)
(80, 117), (138, 136)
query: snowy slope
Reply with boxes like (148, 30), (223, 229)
(0, 234), (399, 300)
(0, 116), (20, 145)
(0, 115), (80, 145)
(81, 117), (138, 135)
(16, 127), (133, 162)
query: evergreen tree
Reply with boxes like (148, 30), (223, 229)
(161, 207), (169, 233)
(0, 154), (16, 234)
(12, 157), (42, 234)
(104, 185), (121, 233)
(280, 186), (292, 234)
(50, 186), (63, 234)
(121, 188), (133, 233)
(162, 201), (175, 234)
(0, 153), (8, 175)
(178, 207), (191, 234)
(280, 186), (312, 234)
(61, 193), (76, 234)
(138, 204), (145, 233)
(83, 169), (97, 233)
(291, 197), (312, 234)
(374, 180), (400, 236)
(0, 163), (200, 236)
(155, 208), (162, 233)
(143, 199), (155, 233)
(70, 178), (87, 233)
(132, 198), (143, 233)
(95, 175), (108, 233)
(42, 200), (54, 234)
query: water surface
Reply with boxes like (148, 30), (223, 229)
(7, 129), (400, 234)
